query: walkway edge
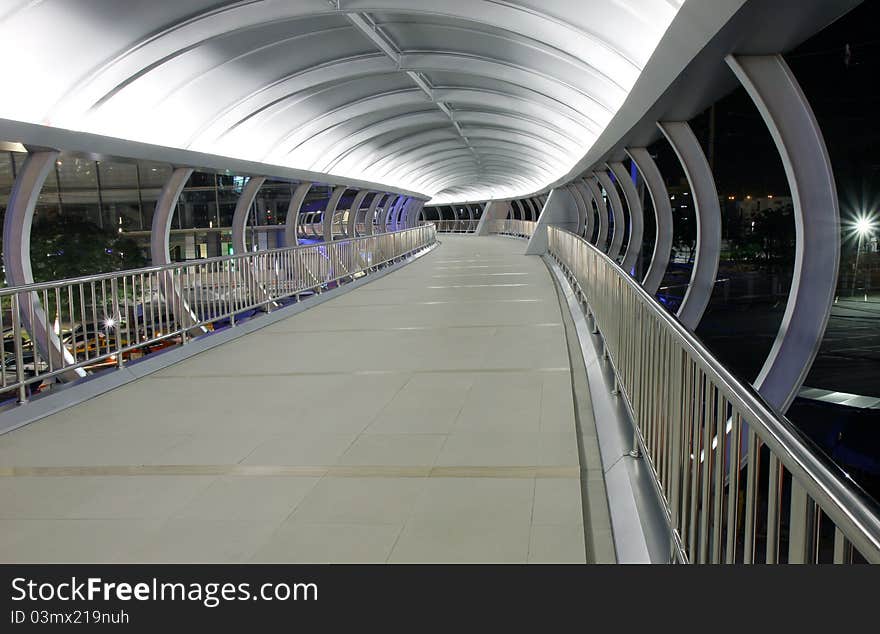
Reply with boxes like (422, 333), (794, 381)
(544, 254), (673, 563)
(0, 243), (438, 436)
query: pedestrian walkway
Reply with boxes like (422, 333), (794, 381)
(0, 235), (600, 563)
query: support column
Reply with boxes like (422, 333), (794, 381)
(574, 180), (596, 241)
(728, 54), (840, 411)
(525, 188), (579, 255)
(284, 182), (312, 247)
(151, 167), (193, 265)
(566, 184), (588, 237)
(405, 200), (425, 228)
(322, 185), (347, 242)
(377, 194), (398, 233)
(595, 170), (626, 261)
(149, 166), (206, 334)
(583, 176), (609, 251)
(346, 190), (370, 238)
(627, 147), (673, 297)
(610, 161), (644, 277)
(525, 198), (539, 221)
(364, 192), (386, 236)
(394, 198), (411, 230)
(476, 200), (507, 235)
(658, 121), (722, 330)
(3, 151), (86, 382)
(231, 176), (266, 254)
(384, 195), (406, 233)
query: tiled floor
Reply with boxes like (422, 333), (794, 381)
(0, 235), (590, 563)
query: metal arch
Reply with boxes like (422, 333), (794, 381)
(421, 175), (540, 195)
(346, 189), (371, 238)
(728, 54), (841, 412)
(379, 194), (402, 233)
(457, 126), (572, 156)
(572, 180), (597, 240)
(392, 154), (479, 182)
(393, 197), (410, 230)
(398, 53), (613, 125)
(414, 169), (539, 192)
(148, 166), (207, 334)
(524, 198), (538, 221)
(2, 150), (86, 383)
(59, 2), (644, 120)
(190, 53), (398, 146)
(433, 87), (597, 134)
(512, 199), (525, 221)
(343, 120), (570, 179)
(322, 185), (347, 242)
(609, 161), (644, 277)
(266, 88), (433, 160)
(151, 167), (193, 265)
(626, 147), (673, 297)
(595, 170), (626, 260)
(405, 199), (425, 228)
(465, 204), (475, 223)
(368, 138), (465, 174)
(381, 148), (474, 179)
(658, 121), (722, 331)
(338, 128), (462, 172)
(303, 111), (449, 169)
(364, 192), (387, 236)
(450, 109), (584, 148)
(393, 196), (411, 231)
(231, 175), (266, 255)
(583, 176), (609, 251)
(566, 183), (588, 237)
(287, 111), (446, 171)
(284, 181), (313, 247)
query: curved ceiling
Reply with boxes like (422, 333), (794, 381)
(0, 0), (684, 204)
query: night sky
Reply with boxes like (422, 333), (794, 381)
(654, 0), (880, 224)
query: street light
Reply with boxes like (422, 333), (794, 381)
(851, 213), (876, 298)
(855, 215), (874, 237)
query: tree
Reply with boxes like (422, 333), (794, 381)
(28, 215), (146, 283)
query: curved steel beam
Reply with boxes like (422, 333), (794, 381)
(149, 166), (207, 334)
(284, 181), (312, 247)
(398, 53), (613, 126)
(583, 176), (609, 250)
(609, 161), (644, 277)
(3, 150), (86, 383)
(150, 167), (193, 266)
(364, 192), (387, 236)
(626, 147), (673, 296)
(573, 180), (597, 241)
(727, 54), (840, 412)
(231, 175), (266, 255)
(566, 184), (588, 236)
(658, 121), (722, 330)
(378, 194), (402, 233)
(595, 170), (626, 260)
(433, 87), (596, 135)
(322, 185), (347, 242)
(346, 189), (371, 238)
(339, 128), (461, 172)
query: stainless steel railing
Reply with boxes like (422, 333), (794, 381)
(426, 219), (479, 233)
(548, 225), (880, 564)
(0, 225), (436, 404)
(489, 219), (537, 238)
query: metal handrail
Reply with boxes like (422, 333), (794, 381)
(489, 219), (536, 238)
(548, 225), (880, 564)
(426, 219), (479, 233)
(0, 225), (436, 403)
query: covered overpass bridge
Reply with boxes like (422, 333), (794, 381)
(0, 0), (877, 563)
